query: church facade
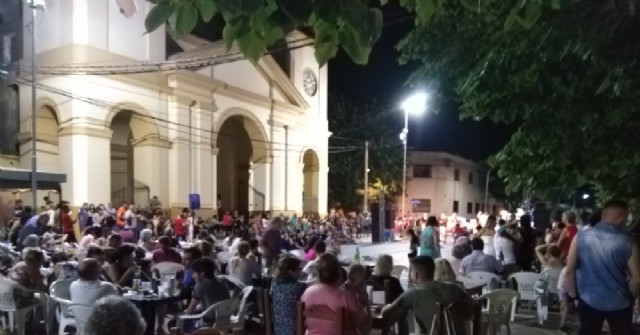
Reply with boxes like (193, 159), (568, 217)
(7, 0), (329, 216)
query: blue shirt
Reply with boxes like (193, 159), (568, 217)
(577, 222), (633, 311)
(183, 268), (194, 288)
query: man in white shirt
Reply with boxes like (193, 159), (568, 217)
(70, 259), (119, 305)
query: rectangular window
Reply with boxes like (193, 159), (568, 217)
(413, 165), (432, 178)
(412, 199), (431, 213)
(453, 200), (459, 213)
(467, 202), (473, 214)
(475, 203), (480, 213)
(454, 169), (460, 181)
(468, 172), (474, 184)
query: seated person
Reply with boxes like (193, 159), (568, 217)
(103, 244), (139, 287)
(9, 249), (47, 307)
(85, 296), (146, 335)
(70, 258), (119, 305)
(459, 238), (503, 275)
(152, 236), (182, 264)
(182, 258), (231, 332)
(342, 264), (369, 307)
(301, 254), (370, 335)
(367, 254), (404, 302)
(228, 241), (261, 286)
(382, 256), (475, 335)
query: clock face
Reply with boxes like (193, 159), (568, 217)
(302, 69), (317, 96)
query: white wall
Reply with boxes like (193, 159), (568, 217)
(399, 152), (495, 219)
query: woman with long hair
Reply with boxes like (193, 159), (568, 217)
(476, 214), (497, 257)
(271, 257), (307, 335)
(419, 216), (440, 258)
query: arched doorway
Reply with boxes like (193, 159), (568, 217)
(216, 114), (269, 214)
(110, 111), (135, 204)
(34, 104), (60, 171)
(302, 149), (320, 213)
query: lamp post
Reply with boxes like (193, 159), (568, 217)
(28, 0), (46, 209)
(399, 92), (427, 219)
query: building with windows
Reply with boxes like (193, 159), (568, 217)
(0, 0), (328, 216)
(397, 151), (497, 219)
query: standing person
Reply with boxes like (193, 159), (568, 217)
(261, 217), (285, 268)
(61, 205), (77, 243)
(558, 210), (578, 260)
(418, 216), (440, 257)
(566, 200), (640, 335)
(407, 228), (419, 283)
(174, 210), (187, 241)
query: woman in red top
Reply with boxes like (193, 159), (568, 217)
(558, 210), (578, 259)
(174, 214), (186, 241)
(60, 205), (77, 243)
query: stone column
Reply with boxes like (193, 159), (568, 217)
(211, 147), (219, 214)
(57, 125), (112, 206)
(131, 136), (171, 208)
(251, 158), (270, 213)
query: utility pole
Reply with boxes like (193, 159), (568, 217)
(29, 0), (45, 209)
(363, 141), (369, 213)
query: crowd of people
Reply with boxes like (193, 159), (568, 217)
(1, 196), (639, 335)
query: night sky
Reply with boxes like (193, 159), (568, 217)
(327, 5), (514, 161)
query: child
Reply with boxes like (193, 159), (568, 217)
(342, 263), (369, 307)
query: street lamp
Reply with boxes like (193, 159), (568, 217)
(400, 92), (427, 219)
(582, 193), (590, 200)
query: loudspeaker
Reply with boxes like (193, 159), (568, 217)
(371, 203), (382, 243)
(383, 203), (393, 230)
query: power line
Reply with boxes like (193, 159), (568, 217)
(8, 12), (415, 76)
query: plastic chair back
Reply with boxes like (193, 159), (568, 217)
(509, 272), (541, 301)
(68, 303), (94, 334)
(0, 276), (18, 311)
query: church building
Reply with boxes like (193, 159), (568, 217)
(0, 0), (329, 216)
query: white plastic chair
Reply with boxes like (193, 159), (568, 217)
(49, 279), (74, 334)
(0, 276), (42, 335)
(464, 271), (500, 286)
(231, 286), (254, 326)
(477, 289), (519, 335)
(67, 304), (94, 334)
(535, 269), (562, 324)
(176, 298), (239, 332)
(151, 262), (185, 280)
(508, 272), (541, 321)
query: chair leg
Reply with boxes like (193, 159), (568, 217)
(15, 311), (25, 335)
(8, 311), (14, 331)
(505, 323), (511, 335)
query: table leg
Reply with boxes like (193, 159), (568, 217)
(139, 302), (157, 335)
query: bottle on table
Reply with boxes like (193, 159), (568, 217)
(354, 246), (361, 263)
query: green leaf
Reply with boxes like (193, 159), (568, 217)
(222, 18), (248, 50)
(338, 26), (371, 65)
(268, 9), (296, 35)
(550, 0), (561, 10)
(240, 0), (262, 14)
(144, 3), (173, 33)
(314, 19), (340, 66)
(368, 8), (383, 43)
(415, 0), (437, 23)
(174, 3), (199, 36)
(276, 0), (313, 24)
(342, 1), (369, 29)
(237, 32), (266, 62)
(516, 1), (542, 29)
(313, 0), (339, 23)
(198, 0), (218, 22)
(218, 0), (243, 20)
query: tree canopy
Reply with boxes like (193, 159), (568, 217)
(143, 0), (588, 66)
(397, 0), (640, 204)
(328, 95), (403, 210)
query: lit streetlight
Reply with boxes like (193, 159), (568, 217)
(400, 92), (427, 218)
(582, 193), (590, 200)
